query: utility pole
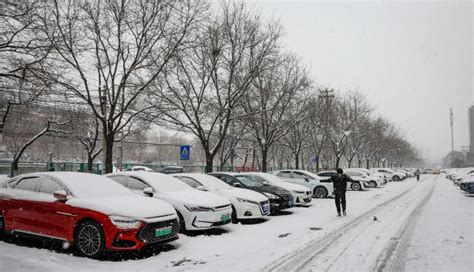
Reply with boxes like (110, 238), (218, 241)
(99, 85), (107, 174)
(450, 108), (454, 157)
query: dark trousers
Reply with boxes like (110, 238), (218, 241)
(335, 192), (346, 213)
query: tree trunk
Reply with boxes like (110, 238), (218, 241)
(205, 155), (214, 173)
(87, 154), (94, 172)
(335, 156), (341, 169)
(294, 153), (299, 169)
(103, 133), (115, 174)
(261, 149), (268, 172)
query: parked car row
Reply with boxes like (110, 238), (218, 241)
(0, 168), (413, 259)
(445, 168), (474, 193)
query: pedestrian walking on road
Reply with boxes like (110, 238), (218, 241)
(415, 168), (421, 181)
(331, 168), (352, 216)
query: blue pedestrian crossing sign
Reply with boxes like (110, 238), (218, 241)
(180, 145), (190, 160)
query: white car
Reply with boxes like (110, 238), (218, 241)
(107, 172), (233, 232)
(126, 165), (155, 172)
(172, 173), (270, 221)
(345, 168), (385, 187)
(317, 170), (369, 191)
(372, 168), (405, 181)
(272, 170), (334, 198)
(241, 172), (312, 205)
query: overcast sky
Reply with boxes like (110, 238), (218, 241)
(250, 0), (473, 163)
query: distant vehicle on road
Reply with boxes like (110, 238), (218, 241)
(125, 165), (155, 172)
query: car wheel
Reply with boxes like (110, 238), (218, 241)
(231, 205), (238, 224)
(75, 220), (105, 259)
(351, 182), (362, 191)
(370, 181), (377, 188)
(313, 186), (328, 198)
(176, 211), (186, 233)
(393, 175), (400, 181)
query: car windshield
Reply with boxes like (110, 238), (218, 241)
(132, 173), (193, 192)
(235, 175), (264, 187)
(251, 173), (284, 184)
(194, 174), (232, 190)
(55, 173), (133, 198)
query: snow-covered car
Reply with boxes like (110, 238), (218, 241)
(209, 172), (294, 214)
(372, 168), (405, 181)
(240, 172), (312, 205)
(273, 170), (334, 198)
(317, 170), (369, 191)
(125, 165), (155, 172)
(172, 173), (270, 222)
(459, 174), (474, 192)
(345, 168), (385, 187)
(0, 172), (179, 258)
(106, 172), (232, 232)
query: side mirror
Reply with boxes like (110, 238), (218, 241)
(262, 181), (271, 186)
(233, 182), (242, 188)
(143, 187), (154, 197)
(53, 190), (68, 202)
(196, 185), (208, 191)
(304, 177), (310, 182)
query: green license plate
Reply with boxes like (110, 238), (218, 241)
(221, 214), (231, 221)
(155, 226), (172, 237)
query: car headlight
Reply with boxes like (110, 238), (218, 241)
(184, 205), (214, 212)
(237, 198), (259, 205)
(109, 215), (142, 230)
(263, 192), (280, 199)
(292, 190), (305, 194)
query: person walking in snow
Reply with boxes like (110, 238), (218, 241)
(330, 168), (352, 216)
(415, 168), (421, 181)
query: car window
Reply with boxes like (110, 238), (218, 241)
(14, 177), (41, 192)
(220, 175), (236, 186)
(347, 172), (361, 177)
(39, 177), (64, 194)
(293, 172), (314, 180)
(277, 171), (292, 178)
(108, 176), (129, 187)
(176, 176), (202, 188)
(235, 175), (263, 187)
(127, 177), (149, 191)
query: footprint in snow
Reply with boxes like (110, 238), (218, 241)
(309, 227), (323, 231)
(278, 233), (291, 238)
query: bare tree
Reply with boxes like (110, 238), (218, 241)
(38, 0), (206, 173)
(241, 54), (309, 172)
(155, 1), (281, 172)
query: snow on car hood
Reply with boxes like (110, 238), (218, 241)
(161, 190), (231, 208)
(215, 187), (268, 203)
(67, 195), (176, 219)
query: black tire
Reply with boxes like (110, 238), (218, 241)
(231, 205), (238, 224)
(393, 175), (400, 181)
(75, 220), (105, 259)
(313, 186), (328, 198)
(369, 181), (377, 188)
(176, 211), (186, 233)
(351, 182), (362, 191)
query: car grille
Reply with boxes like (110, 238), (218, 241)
(138, 219), (179, 244)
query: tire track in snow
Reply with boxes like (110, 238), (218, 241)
(263, 176), (433, 272)
(373, 175), (438, 272)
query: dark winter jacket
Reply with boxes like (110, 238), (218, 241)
(331, 174), (351, 194)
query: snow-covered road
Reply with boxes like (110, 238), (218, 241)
(0, 175), (471, 272)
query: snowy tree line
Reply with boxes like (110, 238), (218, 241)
(0, 0), (420, 175)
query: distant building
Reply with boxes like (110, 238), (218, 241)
(466, 106), (474, 165)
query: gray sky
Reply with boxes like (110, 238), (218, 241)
(251, 0), (473, 163)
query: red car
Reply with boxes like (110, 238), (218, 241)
(0, 172), (179, 258)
